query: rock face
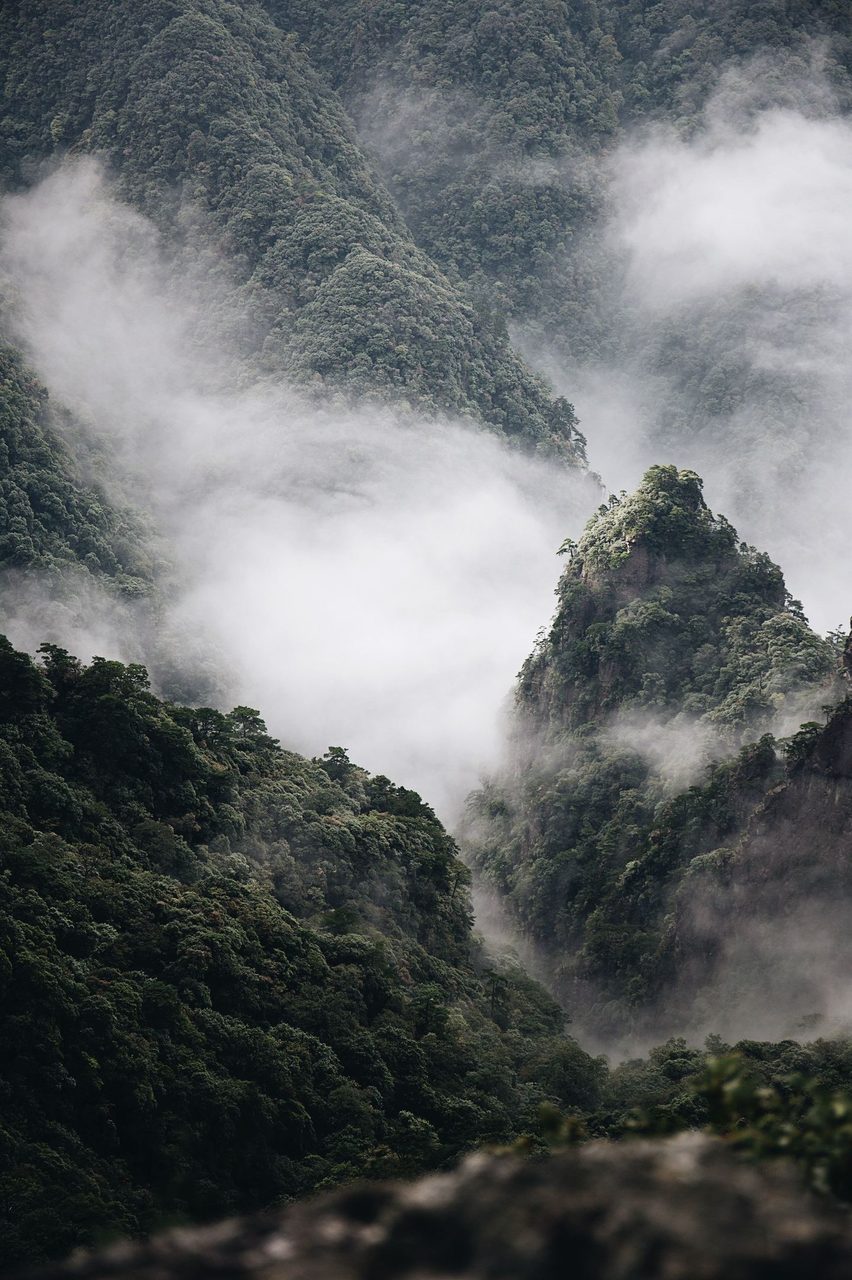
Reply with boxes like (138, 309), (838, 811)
(30, 1136), (852, 1280)
(664, 697), (852, 1043)
(464, 467), (840, 1042)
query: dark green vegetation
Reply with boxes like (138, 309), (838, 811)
(520, 466), (833, 730)
(266, 0), (852, 351)
(6, 1), (848, 457)
(609, 0), (852, 128)
(4, 618), (852, 1268)
(466, 468), (842, 1038)
(0, 637), (604, 1268)
(0, 0), (584, 458)
(583, 1036), (852, 1204)
(3, 0), (852, 1268)
(0, 346), (151, 592)
(268, 0), (618, 329)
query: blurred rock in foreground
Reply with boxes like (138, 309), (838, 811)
(29, 1135), (852, 1280)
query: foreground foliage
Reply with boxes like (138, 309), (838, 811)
(598, 1039), (852, 1204)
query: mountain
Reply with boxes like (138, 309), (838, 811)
(609, 0), (852, 126)
(0, 636), (603, 1268)
(464, 466), (842, 1043)
(266, 0), (619, 326)
(0, 0), (585, 459)
(6, 617), (852, 1269)
(261, 0), (852, 350)
(2, 0), (852, 1270)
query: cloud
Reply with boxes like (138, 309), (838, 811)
(612, 109), (852, 308)
(0, 159), (597, 819)
(519, 59), (852, 635)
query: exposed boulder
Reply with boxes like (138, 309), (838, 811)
(30, 1135), (852, 1280)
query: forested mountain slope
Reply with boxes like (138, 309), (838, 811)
(3, 0), (852, 1270)
(609, 0), (852, 127)
(262, 0), (852, 344)
(0, 637), (603, 1268)
(0, 345), (151, 592)
(266, 0), (618, 316)
(0, 0), (584, 458)
(654, 690), (852, 1040)
(465, 467), (843, 1043)
(5, 624), (852, 1267)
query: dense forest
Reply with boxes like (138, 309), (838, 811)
(6, 634), (852, 1265)
(465, 466), (846, 1042)
(0, 636), (607, 1266)
(0, 347), (151, 591)
(0, 0), (585, 459)
(2, 0), (852, 1269)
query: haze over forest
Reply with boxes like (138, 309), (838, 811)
(2, 0), (852, 1269)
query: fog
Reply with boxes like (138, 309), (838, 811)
(521, 63), (852, 635)
(0, 160), (597, 819)
(2, 54), (851, 1061)
(600, 710), (729, 793)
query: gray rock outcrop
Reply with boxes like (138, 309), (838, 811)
(30, 1134), (852, 1280)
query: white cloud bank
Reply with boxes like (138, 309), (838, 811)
(0, 161), (596, 818)
(526, 70), (852, 634)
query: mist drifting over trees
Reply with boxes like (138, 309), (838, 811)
(2, 0), (852, 1270)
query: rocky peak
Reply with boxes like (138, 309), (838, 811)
(518, 466), (829, 736)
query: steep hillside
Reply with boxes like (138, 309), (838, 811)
(3, 2), (852, 1269)
(610, 0), (852, 127)
(658, 693), (852, 1039)
(6, 625), (852, 1268)
(516, 466), (833, 731)
(465, 467), (840, 1041)
(263, 0), (852, 346)
(267, 0), (618, 330)
(0, 345), (151, 592)
(0, 636), (603, 1268)
(0, 0), (584, 458)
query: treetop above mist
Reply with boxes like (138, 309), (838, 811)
(575, 466), (739, 571)
(466, 464), (843, 1041)
(520, 464), (831, 735)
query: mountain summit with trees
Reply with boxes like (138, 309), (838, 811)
(2, 0), (852, 1270)
(465, 467), (843, 1042)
